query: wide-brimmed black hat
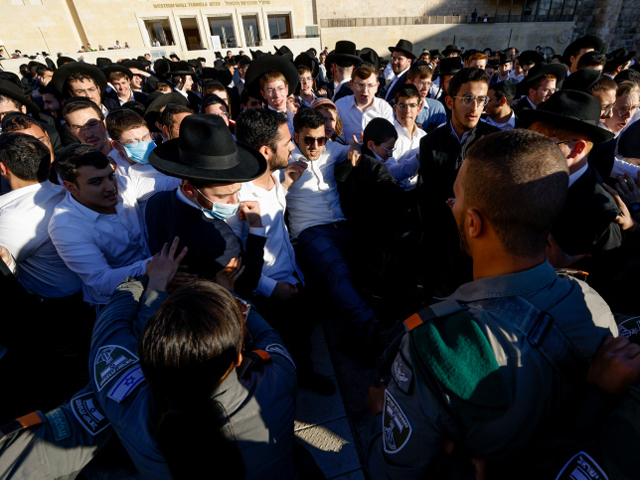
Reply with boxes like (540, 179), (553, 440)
(389, 39), (415, 60)
(359, 48), (380, 71)
(563, 35), (604, 66)
(517, 50), (545, 66)
(326, 41), (361, 69)
(154, 59), (171, 78)
(244, 55), (299, 101)
(516, 61), (567, 96)
(429, 49), (443, 60)
(605, 48), (636, 70)
(250, 49), (268, 59)
(96, 57), (112, 69)
(562, 68), (601, 92)
(103, 64), (133, 80)
(442, 44), (461, 56)
(294, 51), (319, 78)
(274, 45), (294, 62)
(519, 89), (615, 143)
(169, 61), (195, 76)
(499, 53), (514, 65)
(489, 80), (516, 99)
(121, 60), (146, 71)
(438, 57), (463, 76)
(143, 92), (190, 132)
(57, 56), (76, 68)
(149, 114), (266, 183)
(51, 62), (107, 98)
(0, 80), (40, 113)
(199, 66), (232, 87)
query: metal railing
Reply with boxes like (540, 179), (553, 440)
(320, 14), (574, 28)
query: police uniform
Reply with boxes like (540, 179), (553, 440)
(366, 261), (618, 478)
(88, 278), (298, 480)
(0, 385), (113, 479)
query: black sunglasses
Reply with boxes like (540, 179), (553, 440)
(302, 136), (327, 147)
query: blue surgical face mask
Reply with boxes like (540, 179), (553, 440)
(122, 141), (155, 165)
(196, 188), (239, 220)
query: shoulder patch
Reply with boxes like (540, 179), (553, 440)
(71, 391), (110, 436)
(93, 345), (138, 391)
(382, 390), (412, 454)
(45, 408), (71, 441)
(555, 451), (608, 480)
(107, 364), (145, 403)
(391, 354), (413, 395)
(265, 344), (296, 369)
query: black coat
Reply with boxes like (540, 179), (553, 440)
(328, 82), (353, 102)
(381, 71), (408, 103)
(145, 190), (265, 295)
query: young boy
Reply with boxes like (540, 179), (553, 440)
(405, 63), (446, 132)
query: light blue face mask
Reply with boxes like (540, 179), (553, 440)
(123, 141), (156, 165)
(196, 188), (239, 220)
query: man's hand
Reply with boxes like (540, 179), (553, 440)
(145, 237), (188, 292)
(239, 201), (262, 228)
(367, 380), (387, 416)
(545, 234), (591, 268)
(129, 67), (151, 78)
(282, 160), (307, 191)
(614, 173), (640, 206)
(271, 281), (298, 301)
(0, 245), (12, 269)
(347, 144), (361, 167)
(215, 257), (245, 291)
(317, 88), (327, 96)
(352, 131), (364, 144)
(603, 183), (638, 231)
(587, 335), (640, 394)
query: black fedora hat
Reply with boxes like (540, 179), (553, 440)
(154, 59), (171, 78)
(438, 57), (463, 76)
(121, 60), (146, 71)
(294, 51), (319, 79)
(519, 89), (615, 143)
(442, 44), (461, 56)
(274, 45), (294, 62)
(244, 55), (299, 101)
(0, 80), (40, 113)
(250, 49), (268, 59)
(563, 35), (604, 66)
(516, 61), (567, 96)
(103, 64), (133, 80)
(605, 48), (636, 70)
(489, 80), (516, 99)
(326, 41), (361, 69)
(517, 50), (545, 66)
(429, 49), (443, 60)
(498, 53), (514, 65)
(359, 48), (380, 71)
(56, 56), (76, 68)
(562, 68), (601, 92)
(45, 57), (57, 71)
(143, 91), (189, 132)
(389, 39), (415, 60)
(149, 114), (266, 183)
(169, 61), (195, 76)
(96, 57), (112, 69)
(51, 62), (107, 98)
(199, 66), (232, 86)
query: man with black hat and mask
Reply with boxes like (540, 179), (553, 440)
(381, 40), (415, 102)
(326, 41), (361, 102)
(146, 114), (267, 297)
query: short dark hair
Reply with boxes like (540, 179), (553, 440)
(1, 113), (42, 133)
(615, 69), (640, 86)
(159, 103), (194, 128)
(61, 99), (104, 122)
(203, 81), (227, 97)
(0, 94), (23, 110)
(577, 51), (607, 70)
(236, 108), (287, 152)
(589, 75), (618, 95)
(447, 67), (490, 97)
(489, 83), (515, 106)
(363, 118), (397, 146)
(54, 144), (110, 184)
(106, 108), (147, 141)
(394, 84), (420, 104)
(0, 132), (50, 182)
(293, 107), (325, 133)
(464, 130), (569, 257)
(65, 73), (99, 97)
(202, 94), (229, 113)
(240, 89), (262, 108)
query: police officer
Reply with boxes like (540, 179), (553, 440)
(365, 129), (618, 478)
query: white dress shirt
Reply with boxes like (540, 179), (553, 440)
(484, 111), (516, 130)
(109, 149), (181, 183)
(226, 174), (303, 297)
(49, 174), (176, 305)
(0, 182), (82, 297)
(568, 162), (589, 188)
(387, 120), (427, 190)
(336, 95), (395, 145)
(283, 141), (351, 238)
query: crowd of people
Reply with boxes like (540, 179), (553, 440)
(1, 33), (640, 479)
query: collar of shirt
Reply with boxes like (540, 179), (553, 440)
(371, 150), (386, 162)
(526, 97), (538, 110)
(391, 66), (410, 82)
(569, 162), (589, 188)
(66, 190), (122, 222)
(485, 111), (515, 129)
(267, 104), (287, 115)
(175, 88), (188, 99)
(349, 93), (380, 113)
(394, 119), (416, 139)
(449, 120), (471, 144)
(101, 103), (109, 117)
(332, 77), (351, 100)
(176, 185), (201, 210)
(118, 88), (133, 106)
(603, 73), (614, 79)
(448, 260), (558, 302)
(0, 181), (46, 205)
(420, 98), (431, 111)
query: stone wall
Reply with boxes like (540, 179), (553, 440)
(572, 0), (639, 51)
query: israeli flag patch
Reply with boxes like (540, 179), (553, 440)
(107, 364), (145, 403)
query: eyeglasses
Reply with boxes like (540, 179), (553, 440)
(71, 86), (98, 96)
(352, 82), (378, 91)
(263, 86), (287, 96)
(379, 144), (395, 154)
(213, 111), (229, 118)
(413, 80), (432, 88)
(302, 136), (327, 147)
(614, 104), (640, 117)
(117, 132), (152, 146)
(452, 94), (490, 107)
(68, 119), (103, 134)
(601, 103), (616, 116)
(396, 102), (420, 110)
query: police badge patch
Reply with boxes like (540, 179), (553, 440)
(71, 391), (110, 436)
(382, 390), (412, 454)
(265, 344), (296, 369)
(93, 345), (138, 391)
(555, 451), (608, 480)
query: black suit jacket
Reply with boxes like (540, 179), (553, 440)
(382, 71), (408, 103)
(333, 82), (353, 102)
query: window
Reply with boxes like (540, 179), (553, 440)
(242, 15), (261, 47)
(180, 18), (203, 51)
(267, 14), (291, 40)
(209, 16), (236, 49)
(144, 19), (175, 47)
